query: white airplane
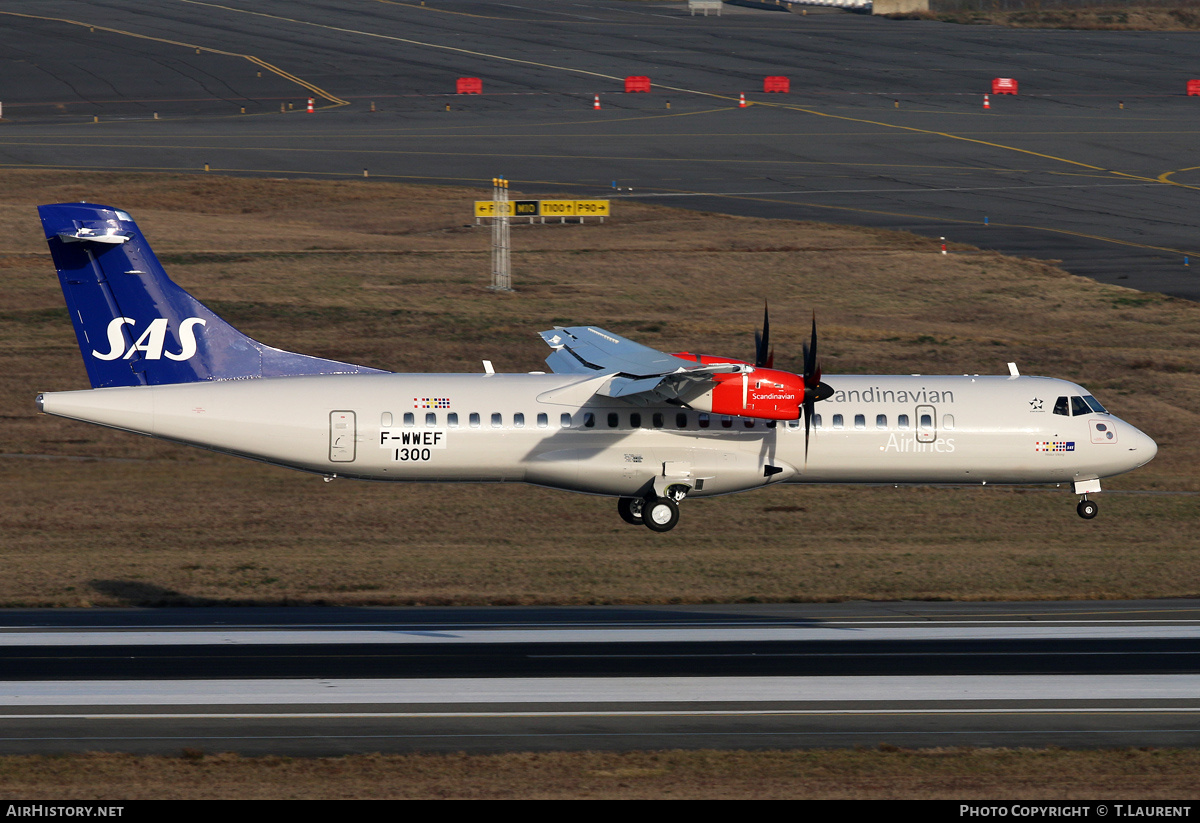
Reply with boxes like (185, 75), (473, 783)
(35, 203), (1157, 531)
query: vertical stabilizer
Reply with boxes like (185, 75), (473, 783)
(39, 203), (386, 388)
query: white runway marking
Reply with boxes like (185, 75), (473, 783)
(1, 675), (1197, 706)
(1, 624), (1197, 645)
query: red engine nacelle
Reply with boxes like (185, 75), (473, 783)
(672, 352), (804, 420)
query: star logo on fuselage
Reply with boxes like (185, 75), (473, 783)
(1029, 397), (1044, 411)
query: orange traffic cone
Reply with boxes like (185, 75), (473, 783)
(983, 94), (990, 110)
(593, 95), (601, 110)
(739, 93), (747, 108)
(307, 97), (314, 113)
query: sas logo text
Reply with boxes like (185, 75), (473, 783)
(92, 317), (206, 361)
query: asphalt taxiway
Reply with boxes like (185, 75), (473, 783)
(3, 1), (1200, 296)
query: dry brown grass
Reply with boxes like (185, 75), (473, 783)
(0, 748), (1198, 799)
(0, 169), (1196, 607)
(898, 5), (1200, 30)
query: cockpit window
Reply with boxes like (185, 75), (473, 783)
(1053, 396), (1069, 416)
(1082, 395), (1107, 414)
(1071, 396), (1091, 416)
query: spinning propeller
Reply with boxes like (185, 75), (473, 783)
(754, 306), (834, 462)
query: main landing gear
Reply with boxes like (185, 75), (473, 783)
(618, 485), (689, 532)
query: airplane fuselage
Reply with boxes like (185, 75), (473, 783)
(37, 371), (1156, 500)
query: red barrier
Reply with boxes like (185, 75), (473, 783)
(763, 76), (790, 93)
(624, 76), (651, 93)
(992, 77), (1018, 95)
(1188, 80), (1200, 96)
(456, 77), (482, 94)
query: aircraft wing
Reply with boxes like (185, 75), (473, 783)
(538, 326), (743, 403)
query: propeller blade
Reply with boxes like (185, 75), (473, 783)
(800, 312), (833, 463)
(803, 394), (812, 463)
(804, 313), (818, 378)
(754, 302), (773, 368)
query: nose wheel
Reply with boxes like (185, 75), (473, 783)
(1077, 497), (1098, 519)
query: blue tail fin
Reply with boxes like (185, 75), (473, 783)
(39, 203), (386, 388)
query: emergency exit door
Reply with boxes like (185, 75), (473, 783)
(916, 405), (936, 444)
(329, 410), (357, 462)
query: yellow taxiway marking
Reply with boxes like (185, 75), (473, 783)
(0, 10), (347, 108)
(181, 0), (646, 87)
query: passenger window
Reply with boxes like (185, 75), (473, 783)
(813, 413), (822, 430)
(448, 413), (459, 427)
(560, 413), (572, 428)
(1053, 396), (1070, 416)
(942, 414), (954, 430)
(787, 418), (800, 429)
(491, 413), (502, 428)
(676, 412), (688, 428)
(537, 413), (548, 428)
(403, 412), (415, 426)
(513, 413), (525, 428)
(1071, 396), (1090, 416)
(744, 419), (755, 428)
(876, 414), (887, 429)
(833, 414), (844, 430)
(426, 413), (437, 427)
(630, 413), (642, 428)
(381, 412), (393, 427)
(920, 413), (933, 428)
(607, 412), (619, 428)
(898, 414), (910, 430)
(699, 413), (710, 428)
(469, 413), (480, 428)
(653, 413), (664, 428)
(854, 414), (865, 430)
(721, 417), (733, 428)
(584, 412), (595, 428)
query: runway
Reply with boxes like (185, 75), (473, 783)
(2, 601), (1198, 754)
(3, 1), (1200, 297)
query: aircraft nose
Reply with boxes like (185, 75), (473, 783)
(1123, 423), (1158, 469)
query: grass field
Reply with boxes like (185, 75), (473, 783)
(893, 5), (1200, 30)
(2, 748), (1198, 799)
(1, 169), (1196, 607)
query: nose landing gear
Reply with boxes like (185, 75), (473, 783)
(1077, 497), (1098, 520)
(1073, 479), (1101, 520)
